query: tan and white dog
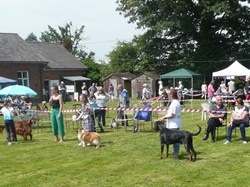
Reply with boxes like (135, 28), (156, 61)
(77, 128), (101, 149)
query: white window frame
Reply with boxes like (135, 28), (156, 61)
(17, 71), (29, 87)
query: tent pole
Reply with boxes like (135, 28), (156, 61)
(191, 77), (193, 119)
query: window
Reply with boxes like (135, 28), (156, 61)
(17, 71), (29, 86)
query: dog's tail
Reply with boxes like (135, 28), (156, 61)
(190, 125), (202, 136)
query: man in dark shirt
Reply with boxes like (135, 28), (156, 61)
(203, 96), (227, 143)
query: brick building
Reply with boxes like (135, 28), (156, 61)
(0, 33), (87, 101)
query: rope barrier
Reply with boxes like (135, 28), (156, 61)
(139, 98), (250, 103)
(29, 107), (232, 114)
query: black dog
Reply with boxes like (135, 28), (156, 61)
(154, 121), (201, 161)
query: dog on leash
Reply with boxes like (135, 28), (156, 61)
(154, 121), (201, 161)
(13, 117), (36, 140)
(110, 118), (119, 128)
(77, 128), (101, 149)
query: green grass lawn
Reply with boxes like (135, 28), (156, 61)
(0, 99), (249, 187)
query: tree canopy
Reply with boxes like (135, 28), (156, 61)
(40, 22), (87, 60)
(116, 0), (250, 75)
(25, 32), (38, 42)
(27, 22), (105, 82)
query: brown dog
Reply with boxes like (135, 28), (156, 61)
(0, 125), (5, 133)
(77, 128), (101, 149)
(12, 118), (36, 140)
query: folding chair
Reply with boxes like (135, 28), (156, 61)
(216, 119), (228, 140)
(133, 104), (153, 131)
(201, 102), (210, 121)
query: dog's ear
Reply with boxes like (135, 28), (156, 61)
(77, 127), (83, 133)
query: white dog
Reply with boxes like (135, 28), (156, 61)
(110, 118), (119, 128)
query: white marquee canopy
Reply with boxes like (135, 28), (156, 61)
(212, 60), (250, 78)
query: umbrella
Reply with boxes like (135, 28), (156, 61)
(0, 85), (37, 96)
(0, 76), (17, 84)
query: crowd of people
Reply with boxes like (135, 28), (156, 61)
(1, 79), (250, 158)
(203, 95), (249, 145)
(46, 83), (131, 145)
(202, 78), (250, 102)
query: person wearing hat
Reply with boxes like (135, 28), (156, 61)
(59, 81), (67, 103)
(142, 83), (151, 100)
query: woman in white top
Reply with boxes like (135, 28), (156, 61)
(224, 97), (249, 144)
(94, 86), (110, 127)
(1, 99), (18, 145)
(158, 88), (182, 157)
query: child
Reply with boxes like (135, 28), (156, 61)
(76, 94), (95, 132)
(1, 99), (18, 145)
(76, 94), (95, 146)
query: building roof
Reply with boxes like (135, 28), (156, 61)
(63, 76), (91, 81)
(28, 42), (87, 70)
(103, 72), (137, 81)
(0, 33), (47, 63)
(135, 72), (160, 80)
(160, 68), (201, 79)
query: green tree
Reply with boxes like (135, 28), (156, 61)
(40, 22), (88, 59)
(82, 52), (104, 82)
(116, 0), (250, 75)
(25, 32), (38, 42)
(108, 41), (142, 73)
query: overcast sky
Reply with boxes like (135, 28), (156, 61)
(0, 0), (142, 61)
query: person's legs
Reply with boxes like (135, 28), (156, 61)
(94, 110), (103, 132)
(51, 109), (59, 141)
(97, 110), (102, 126)
(212, 120), (223, 142)
(9, 120), (17, 142)
(208, 96), (212, 103)
(226, 124), (236, 142)
(64, 92), (67, 103)
(4, 120), (11, 143)
(171, 128), (180, 155)
(100, 110), (106, 126)
(204, 118), (218, 140)
(90, 113), (96, 130)
(211, 126), (216, 142)
(240, 123), (247, 141)
(55, 110), (65, 141)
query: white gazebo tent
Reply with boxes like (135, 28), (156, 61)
(213, 60), (250, 78)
